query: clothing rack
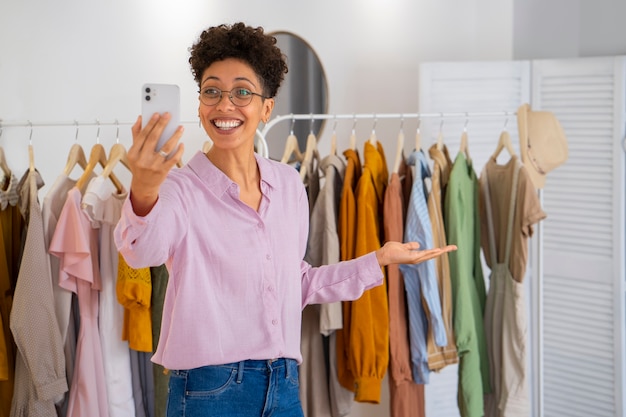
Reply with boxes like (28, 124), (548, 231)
(0, 118), (270, 158)
(0, 119), (203, 128)
(261, 111), (517, 137)
(1, 111), (518, 160)
(259, 111), (518, 159)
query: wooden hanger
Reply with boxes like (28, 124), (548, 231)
(0, 147), (11, 178)
(459, 130), (471, 162)
(329, 118), (337, 156)
(392, 121), (405, 174)
(76, 142), (123, 194)
(64, 123), (88, 176)
(202, 140), (212, 153)
(349, 118), (357, 150)
(492, 130), (516, 159)
(368, 117), (377, 146)
(299, 132), (320, 181)
(101, 142), (130, 180)
(436, 117), (444, 151)
(0, 128), (10, 178)
(28, 144), (35, 173)
(63, 143), (88, 176)
(280, 118), (303, 164)
(27, 123), (35, 172)
(330, 132), (337, 156)
(459, 116), (471, 161)
(280, 133), (303, 164)
(492, 115), (516, 159)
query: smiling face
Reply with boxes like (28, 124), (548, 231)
(198, 58), (274, 152)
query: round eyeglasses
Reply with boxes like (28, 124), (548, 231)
(198, 87), (268, 107)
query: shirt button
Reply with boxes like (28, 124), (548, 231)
(257, 223), (263, 229)
(272, 319), (278, 325)
(266, 254), (271, 260)
(268, 285), (274, 291)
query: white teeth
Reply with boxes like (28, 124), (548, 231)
(214, 120), (242, 129)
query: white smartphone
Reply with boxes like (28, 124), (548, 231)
(141, 83), (181, 153)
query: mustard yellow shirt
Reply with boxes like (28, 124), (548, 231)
(348, 141), (389, 403)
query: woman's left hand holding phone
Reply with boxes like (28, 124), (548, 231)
(128, 113), (185, 216)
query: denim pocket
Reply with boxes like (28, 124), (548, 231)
(185, 366), (237, 397)
(286, 360), (300, 387)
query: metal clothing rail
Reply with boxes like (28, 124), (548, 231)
(260, 110), (518, 139)
(0, 118), (270, 158)
(0, 119), (201, 128)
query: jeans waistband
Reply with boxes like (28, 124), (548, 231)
(219, 358), (294, 371)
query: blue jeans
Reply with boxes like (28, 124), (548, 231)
(166, 358), (304, 417)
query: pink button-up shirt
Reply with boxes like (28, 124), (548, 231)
(114, 151), (383, 370)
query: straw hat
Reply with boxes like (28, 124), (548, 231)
(517, 103), (569, 189)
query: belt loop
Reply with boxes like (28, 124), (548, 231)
(236, 361), (244, 384)
(285, 359), (291, 380)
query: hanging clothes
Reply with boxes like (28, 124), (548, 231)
(42, 173), (82, 417)
(444, 151), (491, 417)
(49, 187), (109, 417)
(480, 156), (545, 417)
(82, 177), (136, 417)
(116, 240), (151, 415)
(150, 264), (170, 417)
(299, 148), (332, 417)
(10, 169), (67, 417)
(0, 172), (24, 417)
(384, 155), (425, 417)
(426, 144), (458, 370)
(336, 148), (361, 407)
(116, 256), (153, 352)
(399, 150), (448, 384)
(346, 140), (389, 403)
(301, 154), (349, 417)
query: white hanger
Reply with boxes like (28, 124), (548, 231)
(392, 117), (405, 174)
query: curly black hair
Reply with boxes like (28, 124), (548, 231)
(189, 22), (288, 98)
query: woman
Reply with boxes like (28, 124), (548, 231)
(114, 22), (455, 417)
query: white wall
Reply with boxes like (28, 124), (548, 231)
(513, 0), (626, 59)
(0, 0), (514, 199)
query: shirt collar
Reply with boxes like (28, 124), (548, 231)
(186, 151), (278, 197)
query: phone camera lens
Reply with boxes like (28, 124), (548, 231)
(145, 95), (151, 101)
(145, 87), (151, 93)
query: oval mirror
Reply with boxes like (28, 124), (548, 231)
(267, 31), (328, 159)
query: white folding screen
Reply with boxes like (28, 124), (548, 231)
(419, 56), (626, 417)
(531, 56), (626, 417)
